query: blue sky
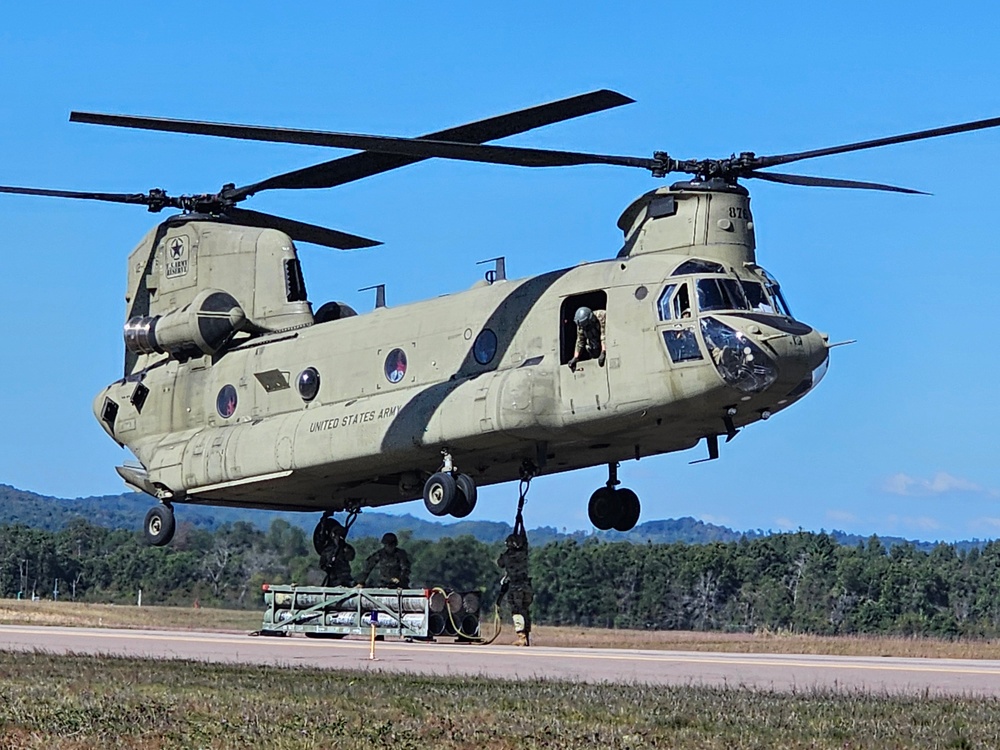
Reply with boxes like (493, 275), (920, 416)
(1, 3), (998, 541)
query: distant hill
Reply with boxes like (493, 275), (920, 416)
(0, 483), (979, 551)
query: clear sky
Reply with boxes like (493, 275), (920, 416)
(1, 3), (998, 542)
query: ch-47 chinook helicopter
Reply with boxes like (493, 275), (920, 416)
(3, 90), (999, 549)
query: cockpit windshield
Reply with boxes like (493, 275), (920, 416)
(740, 281), (776, 314)
(696, 278), (750, 312)
(666, 261), (794, 318)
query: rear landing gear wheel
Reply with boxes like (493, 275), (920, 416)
(612, 488), (641, 532)
(450, 473), (478, 518)
(423, 472), (458, 516)
(144, 504), (175, 546)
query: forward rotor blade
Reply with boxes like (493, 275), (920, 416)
(0, 185), (154, 206)
(72, 112), (656, 171)
(748, 170), (927, 194)
(227, 89), (634, 198)
(224, 207), (381, 250)
(753, 115), (1000, 170)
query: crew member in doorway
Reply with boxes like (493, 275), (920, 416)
(357, 532), (411, 588)
(568, 306), (606, 370)
(319, 519), (356, 587)
(497, 529), (533, 646)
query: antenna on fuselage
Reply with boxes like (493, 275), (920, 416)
(476, 257), (506, 284)
(359, 284), (387, 309)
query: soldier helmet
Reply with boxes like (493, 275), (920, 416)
(506, 533), (523, 548)
(573, 306), (593, 326)
(381, 532), (398, 546)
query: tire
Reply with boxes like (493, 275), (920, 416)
(423, 472), (458, 516)
(587, 487), (617, 531)
(612, 488), (641, 532)
(143, 504), (175, 546)
(313, 516), (334, 554)
(450, 474), (478, 518)
(313, 520), (325, 554)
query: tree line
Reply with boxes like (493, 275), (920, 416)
(3, 518), (1000, 637)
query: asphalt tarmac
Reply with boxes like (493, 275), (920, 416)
(2, 624), (999, 696)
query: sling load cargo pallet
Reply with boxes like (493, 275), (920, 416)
(259, 584), (481, 640)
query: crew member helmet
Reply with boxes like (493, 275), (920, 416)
(381, 532), (398, 546)
(574, 306), (593, 326)
(506, 533), (524, 548)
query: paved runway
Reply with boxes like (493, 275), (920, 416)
(2, 624), (999, 696)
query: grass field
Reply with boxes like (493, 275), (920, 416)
(3, 599), (1000, 659)
(0, 650), (997, 749)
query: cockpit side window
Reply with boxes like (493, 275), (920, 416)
(657, 284), (676, 320)
(697, 278), (750, 312)
(657, 283), (693, 321)
(759, 268), (793, 317)
(769, 286), (792, 317)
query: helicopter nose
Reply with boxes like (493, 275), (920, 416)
(759, 324), (829, 398)
(701, 315), (828, 398)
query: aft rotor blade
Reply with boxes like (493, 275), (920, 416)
(228, 89), (635, 198)
(72, 112), (657, 171)
(0, 185), (155, 206)
(753, 115), (1000, 170)
(225, 207), (381, 250)
(748, 170), (927, 194)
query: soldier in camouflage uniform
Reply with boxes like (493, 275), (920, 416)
(497, 529), (532, 646)
(568, 306), (606, 370)
(319, 519), (356, 587)
(357, 532), (411, 588)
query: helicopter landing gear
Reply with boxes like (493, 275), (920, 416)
(587, 463), (641, 532)
(422, 449), (477, 518)
(143, 503), (175, 546)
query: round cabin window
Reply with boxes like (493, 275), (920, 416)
(384, 348), (407, 383)
(216, 384), (238, 419)
(473, 329), (498, 365)
(297, 367), (321, 402)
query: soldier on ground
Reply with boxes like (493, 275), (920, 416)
(357, 532), (411, 588)
(318, 519), (356, 587)
(497, 528), (532, 646)
(568, 306), (606, 371)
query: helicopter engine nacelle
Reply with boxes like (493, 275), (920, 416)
(124, 288), (246, 357)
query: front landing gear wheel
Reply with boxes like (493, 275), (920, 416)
(423, 472), (458, 516)
(612, 488), (641, 532)
(450, 473), (478, 518)
(144, 504), (175, 546)
(588, 487), (617, 530)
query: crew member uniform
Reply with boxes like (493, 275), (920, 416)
(357, 533), (411, 588)
(497, 531), (533, 646)
(569, 307), (606, 368)
(319, 523), (356, 587)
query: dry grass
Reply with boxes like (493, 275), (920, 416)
(0, 650), (998, 749)
(529, 625), (1000, 659)
(5, 599), (1000, 659)
(0, 600), (258, 632)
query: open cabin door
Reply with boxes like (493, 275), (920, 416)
(558, 291), (610, 421)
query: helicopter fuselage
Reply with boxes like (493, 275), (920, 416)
(94, 182), (829, 518)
